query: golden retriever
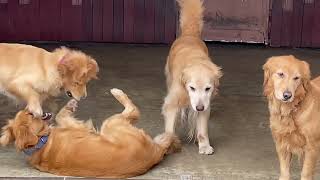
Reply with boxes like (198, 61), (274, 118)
(0, 88), (180, 178)
(0, 43), (99, 117)
(263, 55), (320, 180)
(162, 0), (222, 155)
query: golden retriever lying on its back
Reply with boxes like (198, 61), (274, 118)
(263, 55), (320, 180)
(162, 0), (222, 155)
(0, 88), (180, 178)
(0, 43), (99, 117)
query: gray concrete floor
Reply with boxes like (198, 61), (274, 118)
(0, 43), (320, 180)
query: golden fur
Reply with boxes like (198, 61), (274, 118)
(263, 55), (320, 180)
(0, 89), (180, 178)
(162, 0), (222, 155)
(0, 43), (99, 117)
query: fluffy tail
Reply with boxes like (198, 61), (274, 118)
(154, 133), (181, 154)
(177, 0), (204, 37)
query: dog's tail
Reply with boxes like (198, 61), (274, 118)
(177, 0), (204, 37)
(154, 133), (181, 154)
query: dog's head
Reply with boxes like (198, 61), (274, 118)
(263, 55), (310, 103)
(181, 61), (222, 112)
(0, 111), (50, 151)
(56, 47), (99, 101)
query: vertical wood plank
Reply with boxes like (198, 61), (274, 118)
(113, 0), (124, 42)
(124, 0), (134, 43)
(144, 0), (155, 43)
(301, 1), (315, 47)
(280, 4), (293, 46)
(39, 0), (61, 41)
(291, 0), (303, 47)
(154, 0), (165, 43)
(311, 0), (320, 47)
(102, 0), (113, 41)
(82, 0), (93, 41)
(60, 0), (82, 41)
(134, 0), (145, 43)
(93, 0), (103, 41)
(269, 0), (283, 47)
(0, 2), (10, 41)
(164, 0), (176, 43)
(9, 0), (40, 41)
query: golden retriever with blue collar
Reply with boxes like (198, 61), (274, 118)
(0, 89), (180, 178)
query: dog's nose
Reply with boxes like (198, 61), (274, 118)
(66, 91), (73, 98)
(196, 105), (204, 111)
(283, 91), (292, 101)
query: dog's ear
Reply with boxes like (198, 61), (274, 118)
(0, 119), (14, 146)
(263, 58), (274, 97)
(87, 58), (99, 80)
(208, 63), (223, 88)
(295, 60), (311, 101)
(15, 125), (38, 151)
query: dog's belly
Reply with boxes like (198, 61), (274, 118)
(0, 83), (18, 102)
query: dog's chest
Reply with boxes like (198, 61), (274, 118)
(271, 117), (306, 153)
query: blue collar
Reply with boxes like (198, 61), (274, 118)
(23, 136), (49, 156)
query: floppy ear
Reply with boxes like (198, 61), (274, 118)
(87, 58), (99, 80)
(295, 60), (311, 100)
(0, 119), (14, 146)
(208, 63), (223, 87)
(15, 125), (38, 151)
(262, 59), (274, 97)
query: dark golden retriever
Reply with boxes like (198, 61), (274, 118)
(0, 89), (180, 178)
(263, 55), (320, 180)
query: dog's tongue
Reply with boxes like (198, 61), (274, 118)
(42, 112), (52, 121)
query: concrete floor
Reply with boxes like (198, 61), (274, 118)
(0, 43), (320, 180)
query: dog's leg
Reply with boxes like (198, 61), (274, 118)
(110, 88), (140, 123)
(197, 107), (214, 155)
(7, 83), (42, 117)
(55, 99), (79, 128)
(162, 100), (179, 133)
(276, 147), (292, 180)
(301, 148), (318, 180)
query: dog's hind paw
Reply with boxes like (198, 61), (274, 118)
(110, 88), (124, 96)
(199, 145), (214, 155)
(65, 99), (78, 112)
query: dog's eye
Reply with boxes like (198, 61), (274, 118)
(190, 86), (195, 91)
(277, 72), (284, 78)
(293, 76), (300, 80)
(205, 87), (211, 92)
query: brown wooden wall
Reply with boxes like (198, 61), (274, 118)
(0, 0), (177, 43)
(269, 0), (320, 47)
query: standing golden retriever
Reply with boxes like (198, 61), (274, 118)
(263, 55), (320, 180)
(162, 0), (222, 155)
(0, 88), (180, 178)
(0, 43), (99, 117)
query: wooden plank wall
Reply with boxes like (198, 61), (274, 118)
(0, 0), (177, 43)
(269, 0), (320, 47)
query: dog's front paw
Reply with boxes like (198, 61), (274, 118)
(199, 145), (214, 155)
(26, 103), (43, 118)
(65, 99), (78, 112)
(110, 88), (124, 96)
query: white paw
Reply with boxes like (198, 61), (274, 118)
(26, 103), (43, 118)
(199, 145), (214, 155)
(66, 99), (78, 112)
(110, 88), (124, 96)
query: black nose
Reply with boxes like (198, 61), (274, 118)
(66, 91), (73, 98)
(283, 91), (292, 101)
(196, 105), (204, 111)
